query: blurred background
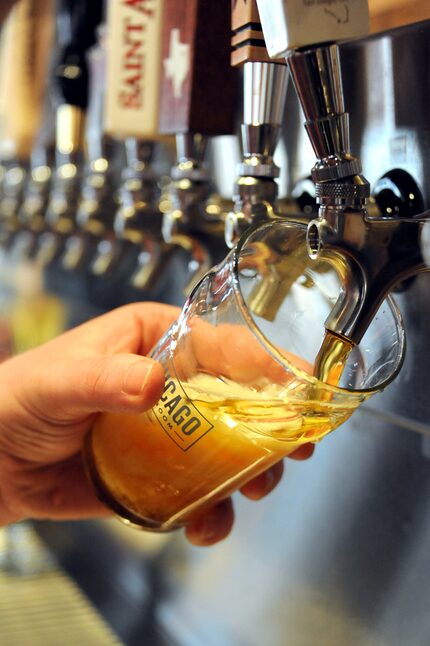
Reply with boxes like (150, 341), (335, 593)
(1, 0), (430, 644)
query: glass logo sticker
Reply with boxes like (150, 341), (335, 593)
(154, 362), (214, 451)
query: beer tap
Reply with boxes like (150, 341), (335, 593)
(158, 0), (237, 292)
(102, 0), (175, 291)
(15, 94), (56, 259)
(224, 0), (288, 249)
(0, 0), (55, 251)
(62, 24), (124, 275)
(256, 0), (430, 350)
(36, 0), (103, 267)
(113, 138), (175, 291)
(228, 0), (315, 320)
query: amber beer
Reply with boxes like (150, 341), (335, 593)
(85, 364), (360, 531)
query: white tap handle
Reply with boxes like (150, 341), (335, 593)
(0, 0), (55, 162)
(104, 0), (165, 139)
(256, 0), (369, 56)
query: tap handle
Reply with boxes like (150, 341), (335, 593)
(86, 25), (108, 162)
(256, 0), (368, 178)
(0, 0), (55, 163)
(53, 0), (103, 109)
(53, 0), (103, 159)
(104, 0), (165, 140)
(255, 0), (369, 57)
(158, 0), (237, 136)
(231, 0), (284, 66)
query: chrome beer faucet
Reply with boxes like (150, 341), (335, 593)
(162, 133), (226, 293)
(102, 0), (180, 291)
(158, 0), (237, 293)
(0, 0), (55, 252)
(36, 0), (103, 268)
(257, 0), (430, 346)
(225, 0), (289, 249)
(113, 138), (175, 291)
(63, 24), (123, 275)
(15, 97), (56, 259)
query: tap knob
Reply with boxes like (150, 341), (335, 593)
(0, 0), (54, 163)
(158, 0), (236, 137)
(51, 0), (103, 162)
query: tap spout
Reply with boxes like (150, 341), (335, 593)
(307, 203), (430, 344)
(163, 133), (226, 293)
(130, 238), (176, 292)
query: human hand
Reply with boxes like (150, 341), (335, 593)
(0, 302), (313, 545)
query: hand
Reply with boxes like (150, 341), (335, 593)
(0, 302), (313, 546)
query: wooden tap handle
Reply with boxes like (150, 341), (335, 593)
(104, 0), (166, 140)
(231, 0), (284, 66)
(158, 0), (237, 136)
(0, 0), (55, 162)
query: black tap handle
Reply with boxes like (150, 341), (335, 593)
(52, 0), (104, 108)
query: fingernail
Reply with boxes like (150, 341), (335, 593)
(242, 468), (276, 500)
(123, 360), (153, 396)
(187, 515), (220, 546)
(264, 467), (276, 492)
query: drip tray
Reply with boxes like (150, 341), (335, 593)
(0, 524), (122, 646)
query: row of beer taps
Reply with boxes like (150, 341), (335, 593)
(0, 0), (314, 295)
(1, 0), (430, 350)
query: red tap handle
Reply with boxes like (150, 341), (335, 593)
(158, 0), (237, 136)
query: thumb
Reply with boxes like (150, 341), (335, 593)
(28, 354), (166, 419)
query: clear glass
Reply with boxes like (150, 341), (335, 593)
(84, 220), (405, 531)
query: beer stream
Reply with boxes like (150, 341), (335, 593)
(313, 330), (354, 386)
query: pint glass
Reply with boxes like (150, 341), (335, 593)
(84, 220), (405, 531)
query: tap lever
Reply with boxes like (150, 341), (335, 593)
(158, 0), (236, 137)
(104, 0), (165, 140)
(287, 45), (362, 183)
(255, 0), (369, 58)
(231, 0), (284, 66)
